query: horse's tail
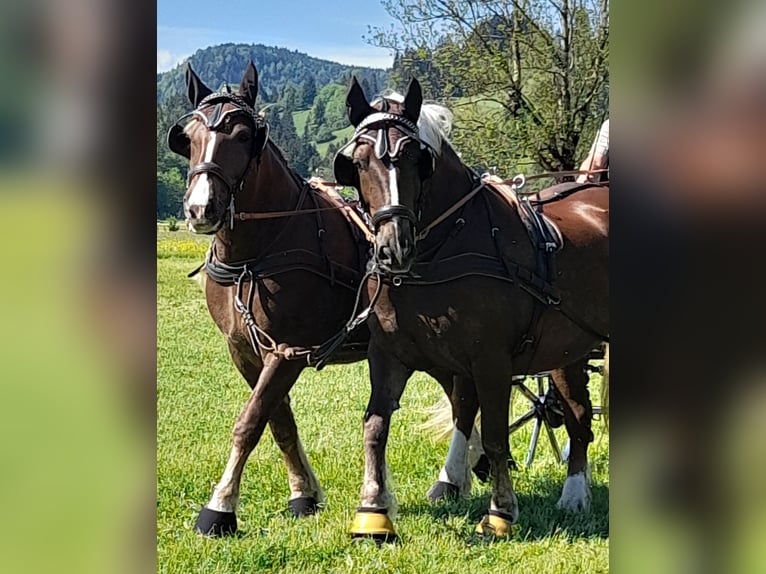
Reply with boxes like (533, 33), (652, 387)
(420, 394), (486, 442)
(600, 343), (609, 431)
(192, 268), (208, 291)
(420, 394), (456, 442)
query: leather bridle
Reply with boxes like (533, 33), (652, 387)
(168, 91), (269, 199)
(343, 111), (434, 232)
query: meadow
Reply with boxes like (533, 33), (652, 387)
(157, 230), (609, 573)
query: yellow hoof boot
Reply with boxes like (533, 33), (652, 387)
(474, 511), (518, 538)
(350, 508), (397, 542)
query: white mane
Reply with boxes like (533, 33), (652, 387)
(374, 92), (454, 155)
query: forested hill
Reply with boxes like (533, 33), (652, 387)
(157, 43), (390, 103)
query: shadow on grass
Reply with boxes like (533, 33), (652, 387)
(400, 478), (609, 543)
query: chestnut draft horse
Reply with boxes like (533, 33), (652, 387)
(333, 77), (609, 539)
(165, 62), (378, 537)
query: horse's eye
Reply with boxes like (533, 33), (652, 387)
(238, 131), (251, 143)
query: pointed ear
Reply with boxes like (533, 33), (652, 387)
(239, 61), (259, 108)
(346, 76), (374, 127)
(186, 63), (212, 108)
(402, 78), (423, 123)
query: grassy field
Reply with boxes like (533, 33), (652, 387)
(291, 110), (355, 158)
(157, 230), (609, 573)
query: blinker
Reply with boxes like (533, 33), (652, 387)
(374, 128), (388, 159)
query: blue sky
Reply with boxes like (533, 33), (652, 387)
(157, 0), (398, 72)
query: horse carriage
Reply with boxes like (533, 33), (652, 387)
(167, 62), (608, 540)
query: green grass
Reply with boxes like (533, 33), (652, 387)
(293, 110), (310, 137)
(316, 125), (355, 158)
(291, 110), (354, 158)
(158, 234), (609, 573)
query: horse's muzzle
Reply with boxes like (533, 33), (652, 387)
(183, 192), (228, 234)
(375, 217), (414, 274)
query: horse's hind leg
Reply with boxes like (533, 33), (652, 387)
(550, 357), (594, 512)
(427, 374), (480, 500)
(350, 342), (412, 541)
(268, 395), (323, 517)
(194, 352), (304, 536)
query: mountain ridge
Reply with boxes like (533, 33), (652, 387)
(156, 42), (390, 103)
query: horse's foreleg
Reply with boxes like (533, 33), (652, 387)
(551, 357), (593, 512)
(427, 374), (479, 500)
(474, 358), (518, 537)
(350, 342), (411, 542)
(195, 352), (304, 536)
(268, 395), (323, 517)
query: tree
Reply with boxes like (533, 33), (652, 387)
(279, 83), (301, 111)
(369, 0), (609, 175)
(305, 97), (326, 139)
(157, 168), (186, 219)
(157, 96), (191, 217)
(298, 77), (317, 109)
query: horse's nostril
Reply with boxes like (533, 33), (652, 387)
(188, 205), (205, 220)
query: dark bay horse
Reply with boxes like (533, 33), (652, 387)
(334, 78), (609, 538)
(166, 62), (374, 536)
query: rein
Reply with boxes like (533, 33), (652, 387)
(414, 168), (609, 240)
(510, 168), (608, 184)
(234, 205), (342, 221)
(233, 179), (377, 244)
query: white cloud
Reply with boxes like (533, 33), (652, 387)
(307, 46), (393, 69)
(157, 50), (189, 73)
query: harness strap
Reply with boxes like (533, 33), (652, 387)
(390, 252), (608, 342)
(417, 180), (487, 240)
(202, 246), (359, 290)
(492, 168), (609, 188)
(309, 178), (377, 244)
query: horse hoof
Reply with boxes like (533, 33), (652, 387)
(288, 496), (320, 518)
(474, 510), (518, 538)
(472, 454), (491, 482)
(350, 507), (397, 543)
(194, 507), (237, 537)
(557, 470), (592, 512)
(427, 480), (460, 501)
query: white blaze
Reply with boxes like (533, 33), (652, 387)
(187, 132), (218, 212)
(388, 164), (399, 205)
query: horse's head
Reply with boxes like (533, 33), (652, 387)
(334, 77), (435, 274)
(167, 61), (269, 233)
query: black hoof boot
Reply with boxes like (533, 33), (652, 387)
(194, 507), (237, 537)
(288, 496), (320, 518)
(427, 480), (461, 501)
(472, 454), (491, 482)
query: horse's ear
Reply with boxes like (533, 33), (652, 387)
(167, 124), (191, 159)
(186, 63), (212, 108)
(402, 78), (423, 123)
(346, 76), (374, 127)
(239, 61), (259, 108)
